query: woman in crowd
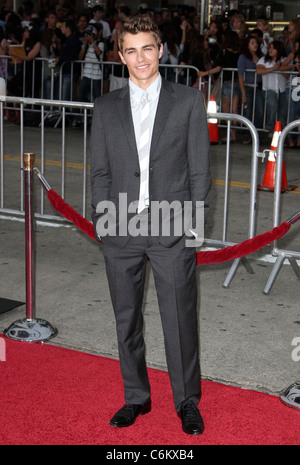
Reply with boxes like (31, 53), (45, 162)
(257, 40), (287, 133)
(233, 14), (248, 42)
(238, 35), (264, 144)
(219, 30), (241, 142)
(39, 27), (60, 99)
(160, 20), (187, 82)
(285, 18), (300, 55)
(6, 23), (41, 123)
(8, 24), (41, 97)
(256, 17), (274, 55)
(191, 34), (221, 103)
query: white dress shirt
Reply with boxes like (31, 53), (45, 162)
(129, 74), (161, 207)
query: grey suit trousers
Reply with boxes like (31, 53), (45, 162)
(101, 229), (201, 411)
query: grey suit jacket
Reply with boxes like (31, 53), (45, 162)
(90, 78), (212, 247)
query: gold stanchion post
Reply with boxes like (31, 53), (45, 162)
(4, 153), (57, 342)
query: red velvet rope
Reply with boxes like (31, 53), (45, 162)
(47, 189), (291, 266)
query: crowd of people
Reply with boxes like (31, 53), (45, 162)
(0, 1), (299, 144)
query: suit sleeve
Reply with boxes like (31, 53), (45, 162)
(187, 89), (212, 225)
(90, 98), (112, 238)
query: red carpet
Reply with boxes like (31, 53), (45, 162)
(0, 336), (299, 446)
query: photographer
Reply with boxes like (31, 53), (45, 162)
(73, 25), (104, 127)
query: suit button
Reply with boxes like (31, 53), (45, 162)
(134, 171), (140, 177)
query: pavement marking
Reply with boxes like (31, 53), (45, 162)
(2, 154), (300, 194)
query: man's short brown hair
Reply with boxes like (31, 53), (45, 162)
(118, 14), (162, 52)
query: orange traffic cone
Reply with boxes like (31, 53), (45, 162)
(207, 94), (219, 144)
(258, 122), (297, 192)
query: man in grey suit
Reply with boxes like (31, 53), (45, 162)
(90, 14), (211, 435)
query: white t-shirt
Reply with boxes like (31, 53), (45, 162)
(257, 56), (286, 93)
(82, 42), (105, 80)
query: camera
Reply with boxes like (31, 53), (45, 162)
(84, 26), (96, 37)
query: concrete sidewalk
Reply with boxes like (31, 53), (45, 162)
(0, 124), (299, 396)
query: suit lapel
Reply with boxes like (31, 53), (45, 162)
(116, 79), (175, 164)
(116, 85), (139, 160)
(150, 79), (175, 158)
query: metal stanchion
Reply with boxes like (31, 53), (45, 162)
(4, 153), (57, 342)
(280, 381), (300, 411)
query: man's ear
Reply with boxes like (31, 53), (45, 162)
(118, 51), (126, 65)
(158, 43), (163, 59)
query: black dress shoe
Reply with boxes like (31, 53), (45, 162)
(109, 401), (151, 427)
(178, 400), (204, 435)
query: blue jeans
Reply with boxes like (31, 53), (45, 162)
(244, 85), (264, 128)
(77, 76), (102, 102)
(43, 74), (59, 100)
(61, 74), (73, 101)
(264, 90), (287, 131)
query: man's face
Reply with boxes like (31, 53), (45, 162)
(47, 14), (57, 29)
(94, 9), (102, 21)
(61, 22), (68, 37)
(119, 31), (163, 89)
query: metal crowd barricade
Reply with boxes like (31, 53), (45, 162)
(0, 95), (93, 222)
(0, 93), (263, 289)
(263, 119), (300, 295)
(204, 112), (261, 288)
(2, 52), (300, 136)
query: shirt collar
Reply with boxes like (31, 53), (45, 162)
(129, 74), (161, 105)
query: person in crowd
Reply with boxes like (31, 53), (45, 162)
(76, 10), (90, 41)
(280, 38), (300, 148)
(8, 23), (41, 98)
(204, 19), (223, 67)
(117, 5), (131, 22)
(40, 26), (59, 99)
(285, 18), (300, 55)
(159, 20), (187, 82)
(18, 3), (33, 29)
(76, 25), (104, 103)
(279, 26), (289, 47)
(89, 5), (111, 40)
(205, 19), (222, 53)
(0, 26), (7, 81)
(250, 28), (266, 56)
(227, 9), (239, 31)
(43, 8), (63, 43)
(238, 35), (264, 144)
(192, 15), (200, 32)
(191, 34), (221, 103)
(1, 12), (23, 121)
(55, 18), (81, 101)
(6, 23), (41, 123)
(233, 13), (248, 42)
(54, 2), (64, 29)
(158, 7), (170, 36)
(106, 19), (129, 91)
(177, 25), (198, 86)
(219, 30), (241, 142)
(256, 16), (273, 56)
(257, 40), (287, 134)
